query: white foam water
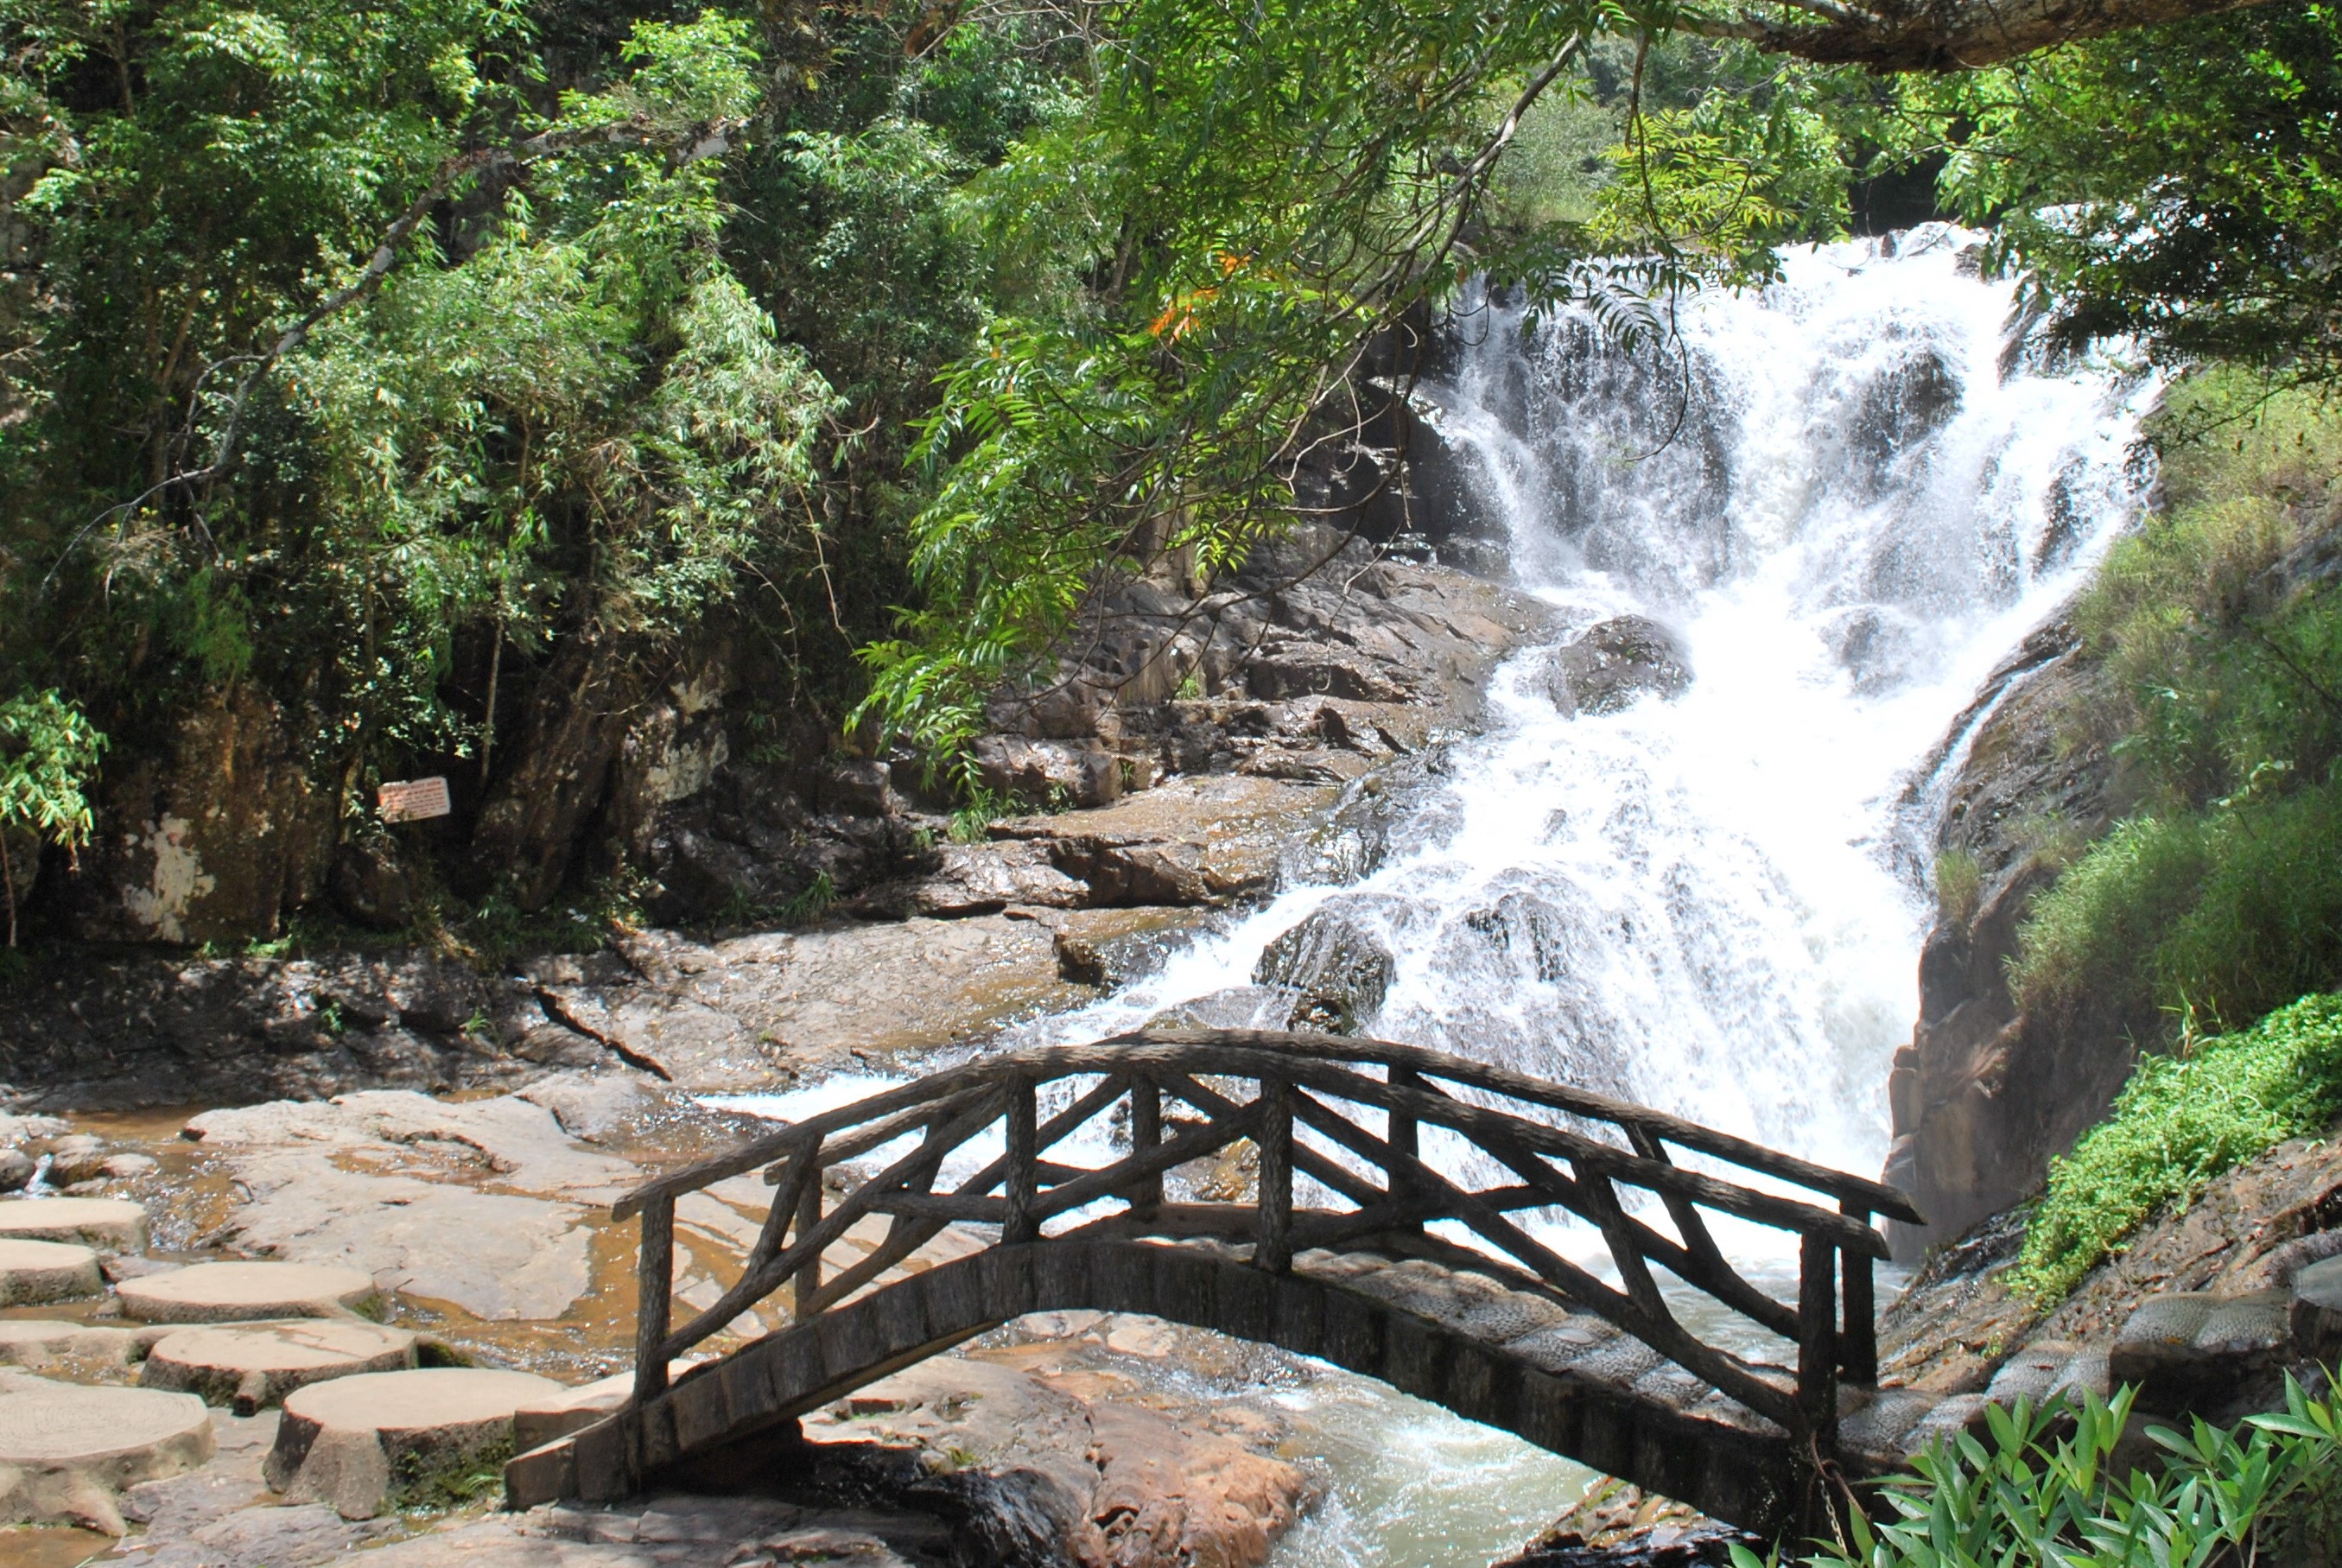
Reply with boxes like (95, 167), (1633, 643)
(714, 229), (2155, 1565)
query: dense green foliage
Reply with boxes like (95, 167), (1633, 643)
(2010, 375), (2342, 1034)
(1744, 1381), (2342, 1568)
(0, 689), (104, 943)
(0, 0), (1061, 849)
(2009, 994), (2342, 1301)
(1916, 3), (2342, 381)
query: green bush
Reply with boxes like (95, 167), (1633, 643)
(2009, 993), (2342, 1303)
(1745, 1378), (2342, 1568)
(2012, 375), (2342, 1034)
(2011, 784), (2342, 1034)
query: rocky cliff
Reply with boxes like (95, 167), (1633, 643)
(1888, 616), (2136, 1260)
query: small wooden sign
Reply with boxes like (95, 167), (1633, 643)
(378, 776), (452, 823)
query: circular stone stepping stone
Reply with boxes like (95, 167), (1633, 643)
(140, 1320), (420, 1414)
(266, 1368), (563, 1519)
(0, 1239), (103, 1306)
(0, 1197), (149, 1254)
(117, 1261), (381, 1324)
(0, 1321), (134, 1370)
(0, 1373), (216, 1532)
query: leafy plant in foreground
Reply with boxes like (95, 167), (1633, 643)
(1741, 1377), (2342, 1568)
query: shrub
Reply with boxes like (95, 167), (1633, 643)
(1744, 1376), (2342, 1568)
(2008, 993), (2342, 1303)
(1933, 848), (1983, 928)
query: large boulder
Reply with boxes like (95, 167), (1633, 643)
(971, 735), (1127, 809)
(1542, 617), (1691, 717)
(1253, 897), (1404, 1033)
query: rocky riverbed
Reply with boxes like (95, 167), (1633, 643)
(0, 545), (1595, 1567)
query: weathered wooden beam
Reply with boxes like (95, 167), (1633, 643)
(634, 1195), (675, 1402)
(1005, 1072), (1039, 1245)
(658, 1149), (820, 1362)
(1258, 1077), (1293, 1273)
(1840, 1203), (1877, 1386)
(1799, 1232), (1838, 1446)
(793, 1170), (822, 1318)
(1128, 1076), (1163, 1211)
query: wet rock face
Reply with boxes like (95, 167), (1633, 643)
(1542, 617), (1691, 717)
(54, 685), (334, 946)
(1889, 617), (2132, 1261)
(1252, 898), (1403, 1033)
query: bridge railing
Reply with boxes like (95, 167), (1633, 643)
(610, 1028), (1922, 1444)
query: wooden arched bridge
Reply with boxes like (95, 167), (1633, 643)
(507, 1029), (1959, 1537)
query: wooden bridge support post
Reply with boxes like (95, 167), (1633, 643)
(1387, 1064), (1423, 1234)
(1006, 1071), (1039, 1245)
(1128, 1078), (1164, 1212)
(793, 1170), (822, 1317)
(634, 1194), (675, 1402)
(1840, 1203), (1876, 1385)
(1798, 1231), (1837, 1447)
(1257, 1076), (1293, 1273)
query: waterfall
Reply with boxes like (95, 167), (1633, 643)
(1022, 226), (2150, 1188)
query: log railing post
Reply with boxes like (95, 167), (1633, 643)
(1005, 1070), (1039, 1244)
(1387, 1063), (1422, 1224)
(1840, 1202), (1876, 1385)
(1257, 1076), (1293, 1273)
(1798, 1230), (1838, 1447)
(1128, 1076), (1164, 1212)
(792, 1165), (823, 1318)
(634, 1193), (675, 1402)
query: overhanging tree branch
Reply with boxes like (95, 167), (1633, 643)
(1672, 0), (2281, 69)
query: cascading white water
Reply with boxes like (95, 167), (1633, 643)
(720, 229), (2157, 1566)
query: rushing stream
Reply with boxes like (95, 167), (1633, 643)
(726, 229), (2155, 1565)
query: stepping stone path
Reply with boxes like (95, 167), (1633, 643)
(0, 1237), (102, 1305)
(267, 1367), (563, 1520)
(117, 1260), (381, 1324)
(139, 1319), (420, 1414)
(0, 1196), (149, 1253)
(0, 1370), (215, 1533)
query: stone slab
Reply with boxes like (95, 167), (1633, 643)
(0, 1320), (136, 1370)
(0, 1238), (104, 1306)
(0, 1197), (149, 1254)
(140, 1320), (420, 1413)
(117, 1261), (383, 1324)
(268, 1367), (564, 1519)
(0, 1372), (217, 1532)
